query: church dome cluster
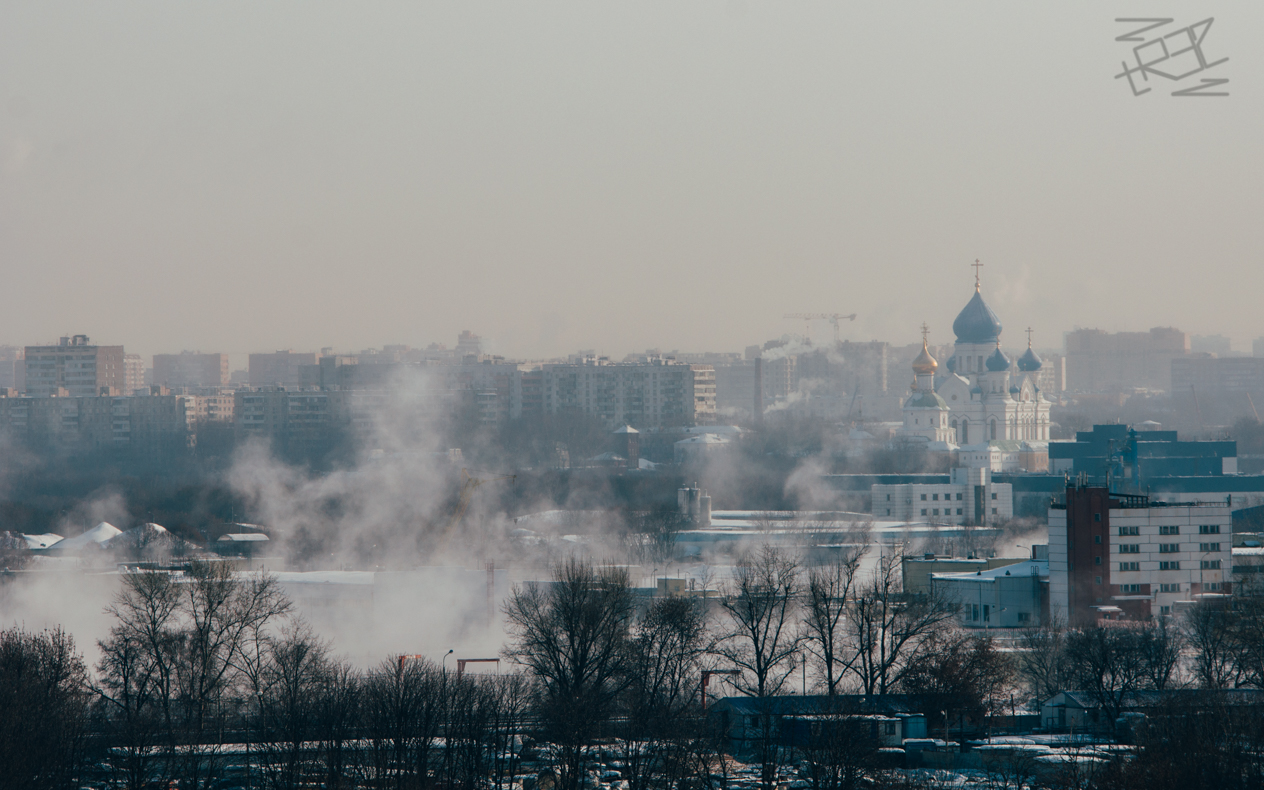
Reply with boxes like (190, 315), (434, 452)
(900, 264), (1051, 447)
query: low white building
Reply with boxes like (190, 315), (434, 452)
(871, 467), (1013, 525)
(932, 558), (1049, 628)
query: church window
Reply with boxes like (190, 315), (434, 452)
(990, 420), (997, 440)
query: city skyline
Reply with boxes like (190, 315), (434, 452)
(3, 2), (1262, 361)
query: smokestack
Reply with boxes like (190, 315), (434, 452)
(754, 357), (763, 425)
(486, 561), (495, 626)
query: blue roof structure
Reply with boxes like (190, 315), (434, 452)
(952, 290), (1003, 344)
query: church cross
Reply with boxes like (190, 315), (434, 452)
(1026, 327), (1034, 347)
(972, 259), (983, 290)
(921, 323), (930, 345)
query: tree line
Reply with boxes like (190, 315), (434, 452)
(8, 551), (1264, 790)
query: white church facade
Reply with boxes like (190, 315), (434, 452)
(900, 274), (1051, 469)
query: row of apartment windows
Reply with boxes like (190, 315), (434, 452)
(1146, 560), (1221, 570)
(1121, 524), (1222, 536)
(1119, 525), (1223, 536)
(920, 507), (1000, 516)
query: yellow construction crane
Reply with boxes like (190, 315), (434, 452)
(448, 469), (516, 531)
(783, 313), (857, 345)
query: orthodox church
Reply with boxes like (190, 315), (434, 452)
(901, 273), (1051, 450)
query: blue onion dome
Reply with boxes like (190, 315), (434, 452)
(1017, 346), (1043, 372)
(952, 289), (1003, 344)
(945, 355), (956, 373)
(986, 346), (1011, 372)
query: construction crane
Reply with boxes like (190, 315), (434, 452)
(448, 469), (516, 531)
(783, 313), (857, 345)
(456, 658), (500, 678)
(700, 669), (741, 710)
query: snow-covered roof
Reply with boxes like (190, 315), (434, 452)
(931, 559), (1048, 582)
(54, 522), (123, 552)
(22, 533), (63, 549)
(219, 533), (270, 543)
(675, 434), (729, 445)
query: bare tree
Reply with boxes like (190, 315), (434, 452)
(714, 546), (803, 790)
(98, 563), (293, 790)
(1187, 602), (1247, 689)
(844, 552), (956, 695)
(1015, 617), (1071, 704)
(799, 697), (882, 790)
(503, 558), (635, 790)
(1137, 617), (1185, 690)
(0, 627), (91, 790)
(715, 545), (803, 698)
(248, 622), (332, 790)
(899, 632), (1014, 725)
(312, 659), (364, 790)
(620, 596), (711, 790)
(362, 656), (444, 790)
(1063, 626), (1150, 730)
(172, 562), (292, 789)
(803, 546), (868, 695)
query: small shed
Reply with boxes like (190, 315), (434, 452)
(216, 533), (270, 557)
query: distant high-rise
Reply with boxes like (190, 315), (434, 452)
(456, 331), (483, 360)
(1064, 327), (1190, 392)
(153, 352), (230, 390)
(23, 335), (127, 397)
(0, 346), (22, 392)
(249, 350), (318, 389)
(125, 353), (146, 394)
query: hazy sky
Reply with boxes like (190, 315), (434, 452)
(2, 2), (1261, 363)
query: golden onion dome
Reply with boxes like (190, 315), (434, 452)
(912, 340), (938, 375)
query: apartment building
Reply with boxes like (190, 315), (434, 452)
(542, 357), (715, 429)
(1049, 484), (1232, 625)
(0, 393), (194, 455)
(24, 335), (127, 396)
(153, 352), (230, 389)
(234, 389), (390, 456)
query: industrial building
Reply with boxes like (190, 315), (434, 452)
(1049, 484), (1232, 624)
(931, 555), (1049, 628)
(1049, 423), (1237, 480)
(871, 467), (1012, 525)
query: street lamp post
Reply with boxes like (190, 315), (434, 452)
(442, 648), (454, 675)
